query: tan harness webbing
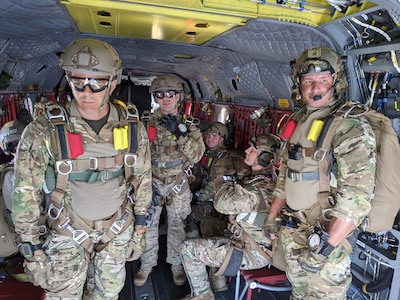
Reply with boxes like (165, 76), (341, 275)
(215, 221), (273, 277)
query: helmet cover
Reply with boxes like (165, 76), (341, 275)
(60, 38), (122, 84)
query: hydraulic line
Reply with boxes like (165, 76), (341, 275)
(351, 17), (400, 74)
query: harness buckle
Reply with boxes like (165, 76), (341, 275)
(48, 202), (64, 220)
(89, 157), (98, 170)
(110, 220), (124, 235)
(100, 170), (109, 182)
(56, 160), (72, 175)
(233, 228), (243, 238)
(287, 170), (301, 182)
(124, 154), (137, 167)
(72, 230), (90, 245)
(172, 177), (187, 194)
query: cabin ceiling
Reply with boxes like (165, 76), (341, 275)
(0, 0), (398, 108)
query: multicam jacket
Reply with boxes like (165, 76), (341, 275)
(148, 110), (205, 179)
(12, 101), (152, 245)
(214, 169), (277, 247)
(273, 101), (376, 227)
(191, 144), (251, 200)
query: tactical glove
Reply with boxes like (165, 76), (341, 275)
(160, 114), (179, 134)
(264, 215), (279, 239)
(160, 114), (187, 137)
(126, 231), (146, 262)
(297, 248), (327, 273)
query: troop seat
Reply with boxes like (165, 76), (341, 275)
(234, 266), (292, 300)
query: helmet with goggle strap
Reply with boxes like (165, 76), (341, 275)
(292, 46), (346, 95)
(60, 38), (122, 87)
(249, 134), (281, 167)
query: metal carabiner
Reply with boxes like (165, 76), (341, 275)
(47, 202), (64, 220)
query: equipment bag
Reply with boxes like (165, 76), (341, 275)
(0, 194), (19, 258)
(318, 101), (400, 233)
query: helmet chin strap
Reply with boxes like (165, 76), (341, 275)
(99, 91), (110, 111)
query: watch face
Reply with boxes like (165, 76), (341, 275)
(178, 123), (187, 133)
(307, 233), (321, 251)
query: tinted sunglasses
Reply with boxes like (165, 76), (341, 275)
(154, 90), (178, 99)
(68, 76), (110, 93)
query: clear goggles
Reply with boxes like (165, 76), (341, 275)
(153, 90), (178, 99)
(68, 76), (110, 93)
(298, 59), (334, 76)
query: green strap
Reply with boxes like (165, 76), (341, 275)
(69, 168), (124, 183)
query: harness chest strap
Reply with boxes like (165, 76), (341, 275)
(47, 160), (134, 255)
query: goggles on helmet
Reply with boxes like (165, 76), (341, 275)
(154, 90), (178, 99)
(68, 76), (110, 93)
(298, 59), (334, 76)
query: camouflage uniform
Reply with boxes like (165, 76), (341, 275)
(181, 168), (276, 296)
(139, 109), (205, 269)
(268, 46), (376, 300)
(12, 100), (152, 299)
(188, 144), (250, 237)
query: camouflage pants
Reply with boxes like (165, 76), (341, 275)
(281, 227), (351, 300)
(140, 179), (192, 267)
(187, 201), (227, 237)
(24, 225), (133, 300)
(180, 237), (270, 295)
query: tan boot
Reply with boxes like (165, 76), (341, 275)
(171, 264), (187, 286)
(133, 267), (152, 286)
(178, 290), (215, 300)
(209, 275), (227, 292)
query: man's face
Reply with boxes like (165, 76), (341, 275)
(205, 132), (224, 150)
(300, 72), (334, 108)
(244, 145), (259, 167)
(69, 72), (116, 119)
(154, 90), (180, 115)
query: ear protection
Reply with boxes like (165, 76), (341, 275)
(258, 151), (275, 167)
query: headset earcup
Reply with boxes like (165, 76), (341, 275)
(258, 151), (273, 167)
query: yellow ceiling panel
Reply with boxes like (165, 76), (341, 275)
(61, 0), (249, 44)
(61, 0), (376, 44)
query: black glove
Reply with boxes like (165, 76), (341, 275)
(160, 114), (179, 134)
(160, 114), (188, 137)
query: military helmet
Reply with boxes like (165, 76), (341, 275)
(205, 122), (227, 139)
(149, 74), (183, 93)
(0, 120), (27, 155)
(60, 38), (122, 84)
(249, 134), (281, 167)
(292, 46), (346, 94)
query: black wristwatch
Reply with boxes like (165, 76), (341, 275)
(19, 242), (43, 259)
(307, 229), (335, 258)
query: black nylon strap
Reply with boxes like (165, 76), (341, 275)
(57, 124), (69, 159)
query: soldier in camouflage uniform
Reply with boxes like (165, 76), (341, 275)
(133, 74), (205, 287)
(12, 38), (152, 300)
(179, 134), (281, 300)
(265, 46), (376, 300)
(187, 121), (251, 292)
(187, 121), (250, 238)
